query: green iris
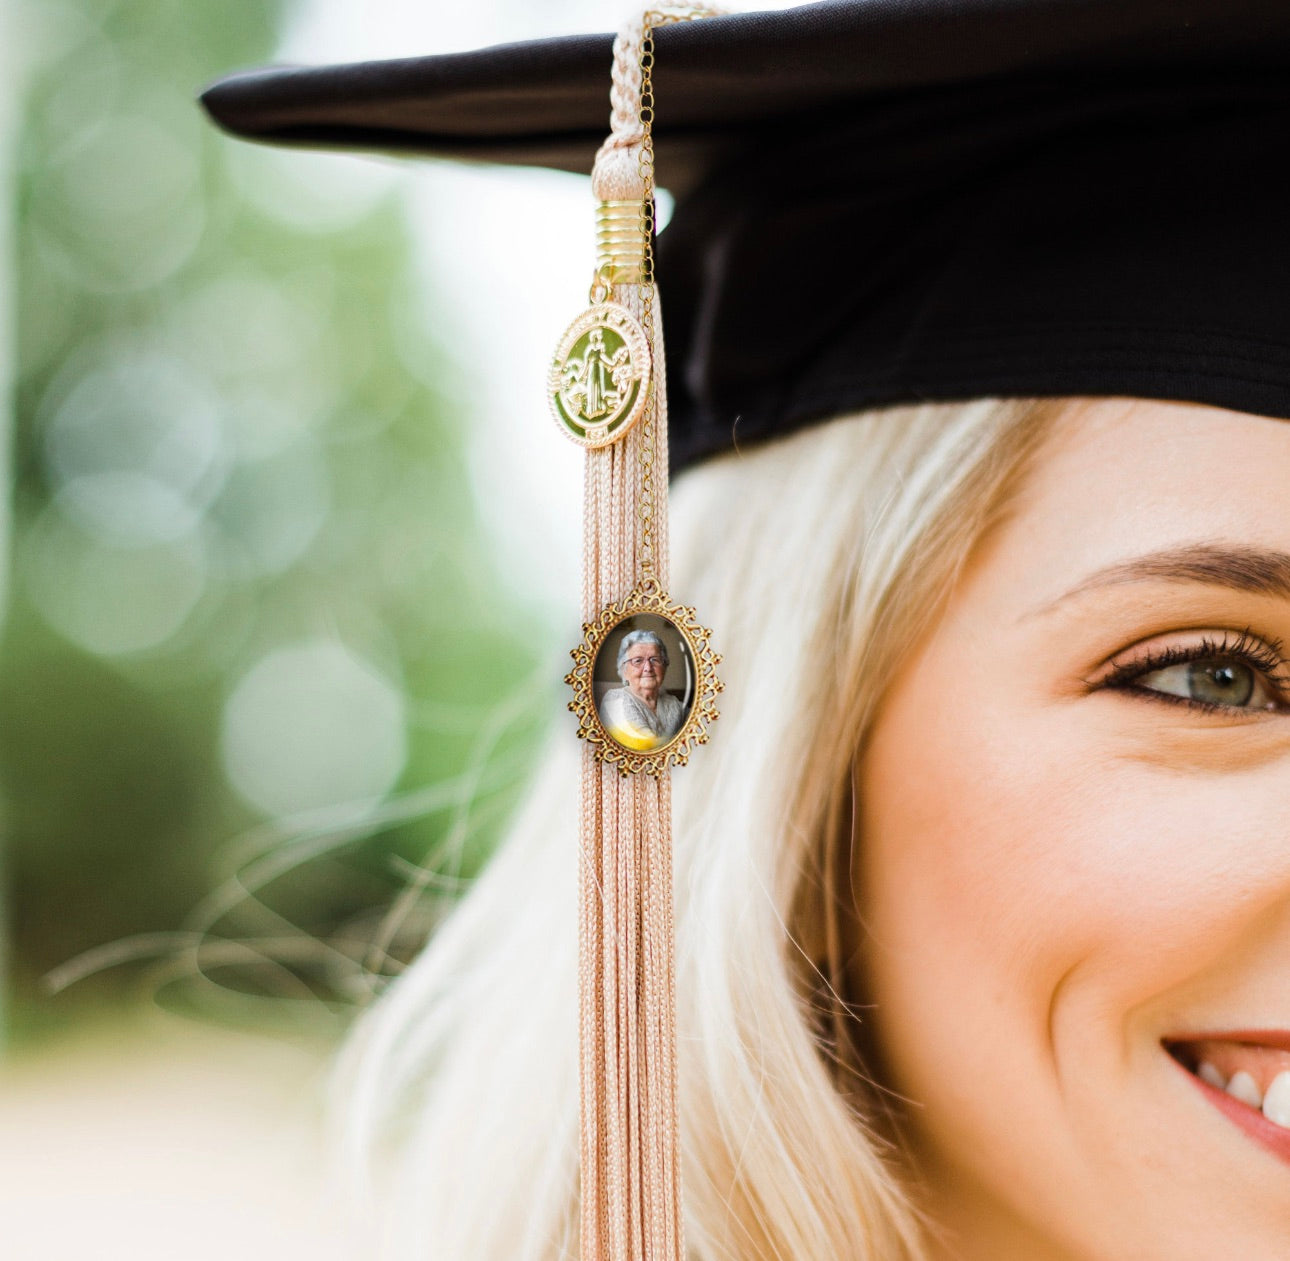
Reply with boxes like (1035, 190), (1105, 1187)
(1187, 659), (1255, 706)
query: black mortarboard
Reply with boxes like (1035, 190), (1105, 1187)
(203, 0), (1290, 472)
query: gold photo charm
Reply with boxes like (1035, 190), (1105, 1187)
(566, 578), (722, 777)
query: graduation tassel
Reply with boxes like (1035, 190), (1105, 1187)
(549, 9), (724, 1258)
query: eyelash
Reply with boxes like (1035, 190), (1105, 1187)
(1099, 628), (1290, 714)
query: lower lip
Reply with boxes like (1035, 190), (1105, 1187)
(1171, 1052), (1290, 1166)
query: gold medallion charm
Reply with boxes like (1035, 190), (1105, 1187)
(549, 302), (652, 448)
(566, 577), (722, 777)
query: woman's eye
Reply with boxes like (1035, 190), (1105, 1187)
(1132, 657), (1278, 710)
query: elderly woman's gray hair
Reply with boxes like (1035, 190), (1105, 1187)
(616, 629), (669, 680)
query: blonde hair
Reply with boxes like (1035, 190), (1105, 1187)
(338, 397), (1056, 1259)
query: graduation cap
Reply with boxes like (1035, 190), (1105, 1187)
(205, 0), (1290, 473)
(201, 4), (1290, 1257)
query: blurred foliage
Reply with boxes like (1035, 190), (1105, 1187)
(4, 0), (548, 1041)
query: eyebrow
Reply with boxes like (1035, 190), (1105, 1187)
(1031, 543), (1290, 617)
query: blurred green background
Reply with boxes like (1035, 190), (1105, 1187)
(3, 0), (557, 1046)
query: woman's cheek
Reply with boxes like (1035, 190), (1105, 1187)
(854, 687), (1082, 1086)
(861, 674), (1290, 1094)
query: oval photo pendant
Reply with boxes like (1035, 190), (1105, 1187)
(567, 580), (722, 776)
(549, 303), (652, 449)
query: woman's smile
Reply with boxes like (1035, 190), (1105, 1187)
(1165, 1034), (1290, 1162)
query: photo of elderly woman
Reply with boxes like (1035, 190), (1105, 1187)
(595, 617), (693, 752)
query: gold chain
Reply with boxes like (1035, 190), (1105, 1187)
(635, 18), (660, 578)
(633, 7), (714, 579)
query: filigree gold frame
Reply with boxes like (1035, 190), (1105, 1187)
(566, 579), (722, 776)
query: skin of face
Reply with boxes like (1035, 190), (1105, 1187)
(854, 398), (1290, 1259)
(624, 642), (665, 705)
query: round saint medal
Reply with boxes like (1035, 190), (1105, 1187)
(549, 302), (652, 448)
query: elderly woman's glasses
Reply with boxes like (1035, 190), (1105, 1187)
(625, 656), (664, 672)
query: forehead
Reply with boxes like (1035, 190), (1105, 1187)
(981, 399), (1290, 611)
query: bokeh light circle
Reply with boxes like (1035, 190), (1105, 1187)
(22, 505), (209, 656)
(220, 642), (407, 817)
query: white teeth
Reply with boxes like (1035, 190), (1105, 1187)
(1197, 1061), (1227, 1090)
(1226, 1070), (1264, 1109)
(1262, 1071), (1290, 1128)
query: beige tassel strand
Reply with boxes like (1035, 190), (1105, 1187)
(564, 9), (723, 1259)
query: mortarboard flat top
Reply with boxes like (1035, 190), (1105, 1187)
(202, 0), (1290, 469)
